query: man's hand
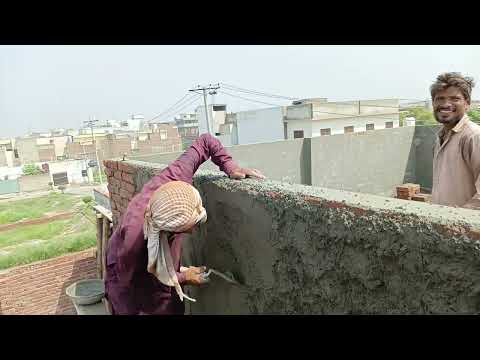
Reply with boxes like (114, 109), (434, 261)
(229, 167), (266, 180)
(181, 266), (209, 286)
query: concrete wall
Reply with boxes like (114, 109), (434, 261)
(49, 160), (88, 185)
(16, 137), (39, 164)
(108, 161), (480, 314)
(310, 127), (416, 196)
(0, 179), (20, 195)
(127, 125), (438, 198)
(311, 115), (400, 136)
(0, 148), (7, 167)
(413, 125), (441, 191)
(286, 119), (312, 139)
(18, 173), (51, 192)
(130, 138), (308, 185)
(236, 107), (285, 145)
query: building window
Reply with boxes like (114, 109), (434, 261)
(320, 128), (331, 136)
(159, 130), (168, 140)
(385, 121), (393, 129)
(366, 123), (375, 131)
(14, 149), (19, 158)
(344, 126), (354, 134)
(293, 130), (304, 139)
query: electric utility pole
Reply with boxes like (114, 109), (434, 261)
(189, 84), (220, 135)
(84, 116), (103, 184)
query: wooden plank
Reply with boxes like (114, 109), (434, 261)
(93, 205), (112, 222)
(96, 213), (103, 279)
(101, 216), (109, 281)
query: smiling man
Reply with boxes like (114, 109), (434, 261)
(430, 72), (480, 209)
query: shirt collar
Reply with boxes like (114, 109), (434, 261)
(438, 114), (470, 139)
(451, 114), (470, 133)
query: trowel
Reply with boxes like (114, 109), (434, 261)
(202, 268), (241, 285)
(180, 266), (241, 286)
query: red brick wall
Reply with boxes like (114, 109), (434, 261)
(38, 146), (56, 162)
(137, 124), (182, 154)
(0, 248), (97, 315)
(104, 160), (137, 228)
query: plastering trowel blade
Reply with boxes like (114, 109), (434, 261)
(204, 268), (241, 286)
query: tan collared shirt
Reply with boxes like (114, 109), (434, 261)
(432, 115), (480, 207)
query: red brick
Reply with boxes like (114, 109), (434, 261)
(123, 182), (136, 194)
(103, 160), (112, 169)
(122, 172), (135, 185)
(104, 167), (113, 177)
(113, 171), (123, 180)
(112, 194), (122, 205)
(109, 177), (121, 190)
(118, 161), (134, 174)
(107, 184), (118, 196)
(120, 188), (133, 200)
(110, 161), (119, 170)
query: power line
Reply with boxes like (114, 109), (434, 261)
(220, 82), (298, 100)
(150, 93), (202, 123)
(149, 93), (198, 122)
(189, 84), (220, 134)
(221, 82), (428, 110)
(217, 90), (284, 107)
(154, 94), (204, 123)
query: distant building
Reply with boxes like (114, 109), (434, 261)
(15, 136), (40, 164)
(78, 114), (146, 136)
(137, 123), (182, 154)
(49, 159), (92, 186)
(217, 98), (401, 145)
(174, 113), (199, 147)
(65, 134), (133, 167)
(284, 98), (400, 139)
(196, 104), (227, 135)
(0, 139), (19, 168)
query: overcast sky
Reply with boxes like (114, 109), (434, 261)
(1, 45), (479, 138)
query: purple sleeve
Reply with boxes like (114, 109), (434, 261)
(159, 133), (238, 184)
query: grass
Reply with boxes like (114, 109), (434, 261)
(0, 192), (80, 225)
(0, 193), (98, 270)
(0, 213), (96, 270)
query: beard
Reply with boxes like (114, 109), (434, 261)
(434, 109), (464, 126)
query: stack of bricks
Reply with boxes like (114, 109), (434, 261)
(103, 160), (136, 228)
(396, 183), (431, 203)
(396, 183), (420, 200)
(411, 193), (432, 203)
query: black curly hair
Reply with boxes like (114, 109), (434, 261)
(430, 72), (475, 104)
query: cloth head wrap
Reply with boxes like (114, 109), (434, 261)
(143, 181), (207, 302)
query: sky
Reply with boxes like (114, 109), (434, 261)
(1, 45), (479, 138)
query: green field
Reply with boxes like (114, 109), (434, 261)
(0, 192), (80, 225)
(0, 193), (96, 270)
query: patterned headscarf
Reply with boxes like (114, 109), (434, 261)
(143, 181), (207, 302)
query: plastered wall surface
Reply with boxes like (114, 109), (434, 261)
(110, 160), (480, 314)
(310, 127), (416, 196)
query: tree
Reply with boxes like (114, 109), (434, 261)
(401, 107), (480, 126)
(468, 109), (480, 124)
(22, 164), (43, 176)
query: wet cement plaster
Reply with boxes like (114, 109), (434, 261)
(126, 160), (480, 314)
